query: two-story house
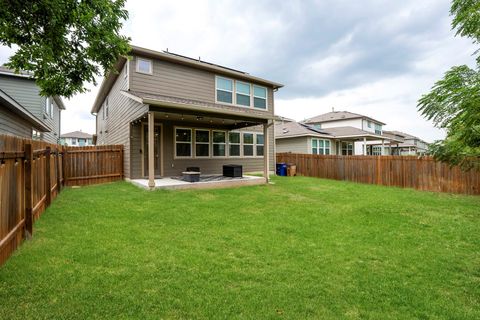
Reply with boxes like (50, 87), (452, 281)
(60, 131), (94, 146)
(91, 46), (283, 188)
(285, 111), (401, 155)
(0, 66), (65, 143)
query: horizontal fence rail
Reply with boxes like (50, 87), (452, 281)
(276, 153), (480, 195)
(0, 134), (123, 266)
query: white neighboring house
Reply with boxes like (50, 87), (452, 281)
(301, 111), (400, 155)
(60, 131), (94, 146)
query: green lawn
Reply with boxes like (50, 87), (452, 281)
(1, 177), (479, 319)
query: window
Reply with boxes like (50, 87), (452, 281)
(311, 139), (330, 155)
(195, 130), (210, 157)
(342, 142), (353, 155)
(372, 146), (382, 155)
(71, 138), (77, 145)
(212, 131), (226, 157)
(375, 123), (382, 135)
(105, 97), (109, 119)
(367, 121), (372, 128)
(136, 58), (152, 74)
(216, 77), (233, 104)
(243, 133), (254, 156)
(236, 81), (251, 107)
(228, 132), (240, 156)
(175, 128), (192, 157)
(256, 134), (264, 156)
(314, 124), (321, 129)
(253, 85), (267, 109)
(32, 130), (41, 140)
(44, 97), (49, 114)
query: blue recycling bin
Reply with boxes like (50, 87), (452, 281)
(276, 163), (288, 176)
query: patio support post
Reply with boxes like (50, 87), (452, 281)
(148, 112), (155, 188)
(363, 137), (367, 155)
(263, 122), (270, 183)
(381, 139), (385, 156)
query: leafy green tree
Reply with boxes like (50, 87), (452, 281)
(0, 0), (130, 98)
(418, 0), (480, 169)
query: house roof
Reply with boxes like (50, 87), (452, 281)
(320, 126), (388, 139)
(0, 66), (66, 110)
(302, 111), (386, 125)
(275, 121), (333, 139)
(60, 131), (93, 139)
(384, 130), (429, 145)
(0, 88), (50, 132)
(91, 45), (284, 114)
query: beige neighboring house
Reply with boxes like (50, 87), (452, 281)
(60, 131), (94, 146)
(91, 46), (283, 187)
(383, 130), (429, 155)
(276, 111), (402, 155)
(0, 66), (65, 142)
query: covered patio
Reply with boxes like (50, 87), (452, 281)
(124, 91), (275, 189)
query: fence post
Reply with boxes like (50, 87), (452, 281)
(45, 146), (51, 206)
(62, 147), (67, 186)
(56, 148), (61, 192)
(24, 143), (33, 238)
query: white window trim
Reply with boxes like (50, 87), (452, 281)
(174, 127), (193, 159)
(212, 130), (227, 158)
(311, 138), (331, 155)
(124, 61), (129, 79)
(242, 132), (255, 158)
(136, 57), (153, 75)
(194, 129), (211, 158)
(215, 76), (234, 105)
(253, 85), (268, 110)
(49, 98), (53, 118)
(256, 133), (265, 157)
(235, 80), (251, 107)
(215, 76), (269, 111)
(228, 131), (241, 158)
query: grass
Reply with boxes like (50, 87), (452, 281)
(0, 177), (479, 319)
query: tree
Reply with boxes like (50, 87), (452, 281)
(0, 0), (130, 98)
(418, 0), (480, 170)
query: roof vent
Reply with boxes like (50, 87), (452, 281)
(341, 115), (346, 118)
(282, 128), (289, 134)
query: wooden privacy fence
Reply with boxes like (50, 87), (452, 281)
(0, 134), (123, 266)
(276, 153), (480, 195)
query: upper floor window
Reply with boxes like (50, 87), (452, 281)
(253, 85), (267, 109)
(374, 123), (382, 135)
(367, 120), (372, 128)
(45, 97), (53, 118)
(314, 124), (321, 129)
(312, 139), (330, 155)
(215, 76), (268, 110)
(236, 82), (251, 106)
(136, 58), (152, 74)
(216, 77), (233, 104)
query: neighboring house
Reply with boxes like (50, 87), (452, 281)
(91, 46), (283, 187)
(0, 88), (50, 138)
(60, 131), (94, 146)
(287, 111), (403, 155)
(0, 66), (65, 143)
(383, 130), (429, 155)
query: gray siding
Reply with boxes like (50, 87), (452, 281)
(276, 137), (311, 154)
(129, 56), (275, 114)
(129, 120), (274, 178)
(0, 104), (32, 138)
(96, 70), (148, 179)
(0, 75), (61, 143)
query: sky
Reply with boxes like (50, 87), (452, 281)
(0, 0), (477, 142)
